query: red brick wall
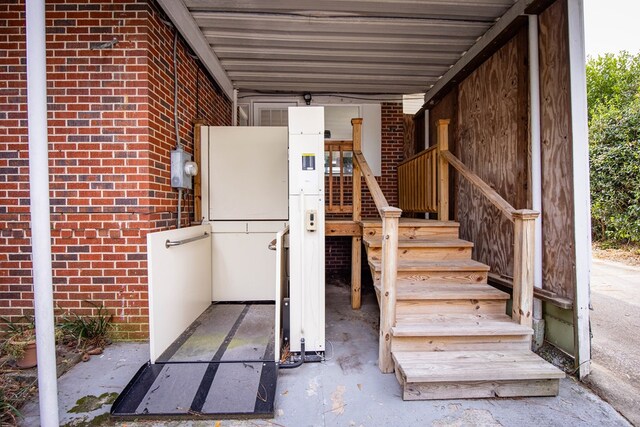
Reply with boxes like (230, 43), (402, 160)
(325, 102), (404, 274)
(0, 0), (231, 339)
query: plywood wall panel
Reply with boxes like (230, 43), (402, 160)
(403, 114), (416, 160)
(455, 28), (529, 279)
(539, 0), (576, 300)
(429, 89), (458, 219)
(429, 89), (457, 150)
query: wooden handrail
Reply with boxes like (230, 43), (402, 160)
(350, 118), (400, 373)
(435, 118), (539, 328)
(440, 150), (517, 222)
(353, 151), (389, 215)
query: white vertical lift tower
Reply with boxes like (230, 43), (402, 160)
(288, 107), (326, 354)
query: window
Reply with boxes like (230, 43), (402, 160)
(324, 105), (360, 176)
(324, 150), (353, 175)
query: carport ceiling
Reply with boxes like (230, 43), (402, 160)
(159, 0), (522, 96)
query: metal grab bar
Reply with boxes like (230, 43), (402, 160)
(165, 232), (210, 248)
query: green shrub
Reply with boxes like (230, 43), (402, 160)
(588, 52), (640, 245)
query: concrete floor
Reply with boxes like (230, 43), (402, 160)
(21, 283), (629, 427)
(587, 258), (640, 426)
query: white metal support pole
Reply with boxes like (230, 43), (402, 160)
(25, 1), (60, 426)
(567, 0), (592, 379)
(528, 14), (544, 340)
(232, 88), (238, 126)
(529, 14), (542, 291)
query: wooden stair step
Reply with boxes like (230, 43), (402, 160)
(395, 283), (510, 301)
(360, 218), (459, 228)
(393, 350), (565, 383)
(361, 218), (461, 239)
(392, 314), (533, 337)
(369, 259), (490, 273)
(363, 237), (473, 249)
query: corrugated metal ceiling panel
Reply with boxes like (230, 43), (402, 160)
(181, 0), (518, 94)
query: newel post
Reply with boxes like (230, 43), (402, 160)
(512, 209), (539, 328)
(351, 118), (363, 309)
(436, 119), (450, 221)
(379, 206), (401, 373)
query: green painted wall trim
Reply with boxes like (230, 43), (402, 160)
(543, 302), (575, 355)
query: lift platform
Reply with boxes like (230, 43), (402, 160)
(111, 303), (277, 418)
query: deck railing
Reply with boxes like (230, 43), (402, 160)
(397, 145), (438, 213)
(325, 140), (353, 214)
(434, 119), (538, 328)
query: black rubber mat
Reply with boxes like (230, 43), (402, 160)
(111, 303), (277, 419)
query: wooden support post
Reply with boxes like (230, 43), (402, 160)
(512, 209), (539, 328)
(436, 119), (450, 221)
(193, 119), (206, 223)
(351, 118), (363, 309)
(351, 237), (362, 309)
(379, 206), (401, 373)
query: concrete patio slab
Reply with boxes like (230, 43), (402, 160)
(20, 283), (629, 427)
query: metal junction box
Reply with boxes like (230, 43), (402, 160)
(171, 147), (194, 189)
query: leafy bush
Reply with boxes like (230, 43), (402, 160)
(588, 52), (640, 245)
(58, 301), (113, 350)
(587, 52), (640, 120)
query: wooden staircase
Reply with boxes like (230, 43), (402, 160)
(362, 218), (565, 400)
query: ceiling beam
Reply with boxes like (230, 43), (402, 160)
(156, 0), (234, 99)
(423, 0), (535, 106)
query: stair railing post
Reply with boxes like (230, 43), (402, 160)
(436, 119), (450, 221)
(512, 209), (539, 328)
(379, 206), (402, 373)
(351, 118), (363, 309)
